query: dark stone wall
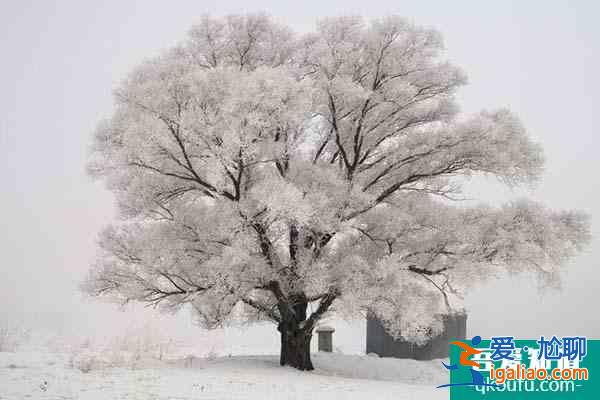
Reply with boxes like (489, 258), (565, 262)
(366, 313), (467, 360)
(317, 332), (333, 352)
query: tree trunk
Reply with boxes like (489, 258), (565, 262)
(279, 324), (313, 371)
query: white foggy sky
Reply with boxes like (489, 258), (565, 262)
(1, 0), (599, 338)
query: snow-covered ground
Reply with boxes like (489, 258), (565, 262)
(0, 314), (450, 399)
(0, 351), (448, 399)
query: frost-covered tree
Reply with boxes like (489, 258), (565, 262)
(84, 14), (590, 370)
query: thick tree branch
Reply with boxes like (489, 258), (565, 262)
(242, 297), (281, 322)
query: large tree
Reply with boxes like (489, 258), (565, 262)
(85, 14), (590, 370)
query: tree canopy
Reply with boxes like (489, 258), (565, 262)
(84, 14), (590, 363)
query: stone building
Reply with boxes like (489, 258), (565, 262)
(366, 312), (467, 360)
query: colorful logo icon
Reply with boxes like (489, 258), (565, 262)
(442, 337), (598, 399)
(437, 335), (501, 388)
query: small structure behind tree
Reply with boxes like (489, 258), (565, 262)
(316, 326), (335, 352)
(366, 313), (467, 360)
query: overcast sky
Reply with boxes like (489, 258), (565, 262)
(1, 0), (599, 339)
